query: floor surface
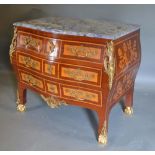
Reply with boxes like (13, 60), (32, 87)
(0, 70), (155, 151)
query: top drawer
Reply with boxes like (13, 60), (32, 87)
(17, 31), (60, 57)
(61, 41), (105, 63)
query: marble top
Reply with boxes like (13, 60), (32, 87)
(13, 16), (140, 40)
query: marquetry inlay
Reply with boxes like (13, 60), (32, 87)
(20, 72), (44, 89)
(112, 69), (137, 102)
(61, 67), (98, 83)
(117, 38), (138, 71)
(63, 44), (101, 60)
(44, 63), (56, 76)
(19, 34), (42, 51)
(18, 54), (41, 71)
(46, 82), (58, 94)
(63, 87), (99, 103)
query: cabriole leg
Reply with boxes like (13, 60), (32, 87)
(16, 82), (27, 112)
(124, 86), (134, 115)
(97, 111), (108, 145)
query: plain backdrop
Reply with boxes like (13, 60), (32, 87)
(0, 4), (155, 86)
(0, 4), (155, 151)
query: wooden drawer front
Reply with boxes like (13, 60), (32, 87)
(61, 42), (104, 63)
(60, 64), (101, 86)
(61, 85), (101, 106)
(17, 32), (60, 57)
(43, 61), (58, 78)
(45, 81), (60, 96)
(18, 33), (43, 52)
(17, 52), (42, 72)
(20, 71), (44, 90)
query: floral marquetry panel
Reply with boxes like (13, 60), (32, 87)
(19, 71), (44, 90)
(59, 64), (101, 86)
(63, 44), (101, 59)
(61, 85), (102, 106)
(61, 42), (104, 63)
(17, 52), (42, 72)
(115, 34), (140, 74)
(18, 33), (43, 53)
(110, 68), (138, 104)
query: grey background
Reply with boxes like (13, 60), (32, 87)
(0, 4), (155, 84)
(0, 5), (155, 150)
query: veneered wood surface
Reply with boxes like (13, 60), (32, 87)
(11, 26), (141, 143)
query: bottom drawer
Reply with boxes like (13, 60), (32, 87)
(61, 84), (102, 107)
(19, 70), (45, 91)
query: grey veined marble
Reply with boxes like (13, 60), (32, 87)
(13, 16), (140, 40)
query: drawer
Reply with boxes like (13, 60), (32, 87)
(17, 32), (43, 53)
(61, 41), (104, 63)
(59, 64), (101, 86)
(17, 52), (42, 72)
(61, 85), (102, 106)
(19, 71), (44, 90)
(43, 61), (58, 78)
(17, 32), (60, 57)
(45, 80), (60, 96)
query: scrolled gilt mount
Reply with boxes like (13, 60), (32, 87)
(98, 121), (107, 145)
(17, 92), (68, 111)
(47, 40), (55, 54)
(104, 41), (115, 89)
(9, 27), (17, 63)
(41, 95), (68, 108)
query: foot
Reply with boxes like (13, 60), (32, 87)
(98, 132), (107, 145)
(17, 104), (26, 112)
(98, 122), (107, 145)
(124, 106), (133, 115)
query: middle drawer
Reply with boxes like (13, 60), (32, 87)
(59, 63), (102, 87)
(17, 52), (42, 72)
